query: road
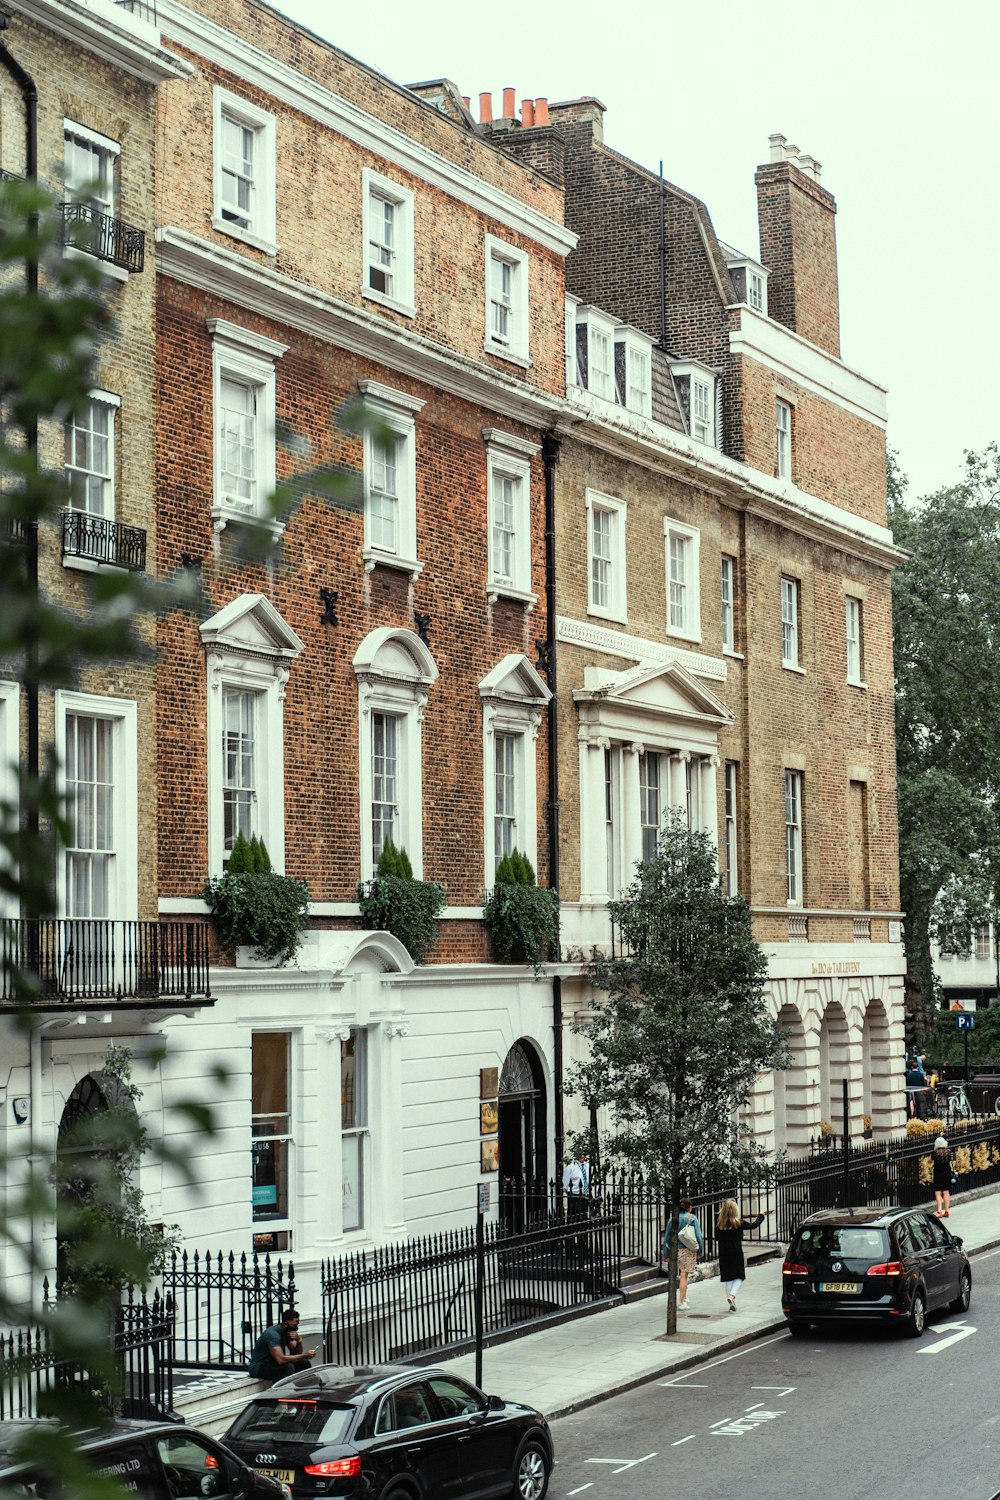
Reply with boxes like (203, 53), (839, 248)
(549, 1246), (1000, 1500)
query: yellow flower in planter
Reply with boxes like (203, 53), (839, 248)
(972, 1142), (990, 1172)
(918, 1154), (933, 1184)
(954, 1145), (972, 1176)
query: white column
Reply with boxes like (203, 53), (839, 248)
(580, 737), (609, 902)
(670, 751), (686, 814)
(377, 1018), (408, 1239)
(702, 754), (719, 845)
(314, 1026), (344, 1250)
(622, 742), (643, 878)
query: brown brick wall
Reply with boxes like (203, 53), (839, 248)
(755, 161), (840, 358)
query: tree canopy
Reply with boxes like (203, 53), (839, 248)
(890, 443), (1000, 1035)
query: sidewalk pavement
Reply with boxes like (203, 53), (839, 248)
(441, 1188), (1000, 1420)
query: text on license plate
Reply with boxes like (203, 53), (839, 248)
(255, 1469), (294, 1483)
(819, 1281), (860, 1294)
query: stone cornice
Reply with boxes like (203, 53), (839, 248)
(9, 0), (192, 83)
(556, 617), (728, 681)
(729, 306), (887, 427)
(158, 0), (575, 256)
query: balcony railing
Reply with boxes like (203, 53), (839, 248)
(115, 0), (158, 18)
(62, 509), (147, 570)
(60, 202), (145, 273)
(1, 920), (212, 1003)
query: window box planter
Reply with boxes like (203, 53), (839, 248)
(483, 882), (559, 975)
(202, 870), (309, 965)
(357, 875), (445, 964)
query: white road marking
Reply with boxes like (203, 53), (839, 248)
(918, 1321), (977, 1354)
(661, 1380), (710, 1388)
(710, 1408), (785, 1437)
(658, 1330), (789, 1384)
(612, 1453), (657, 1474)
(974, 1246), (1000, 1260)
(752, 1385), (797, 1397)
(567, 1486), (593, 1495)
(672, 1435), (696, 1446)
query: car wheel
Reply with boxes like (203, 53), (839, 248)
(905, 1289), (926, 1338)
(515, 1441), (550, 1500)
(950, 1269), (972, 1313)
(786, 1320), (811, 1337)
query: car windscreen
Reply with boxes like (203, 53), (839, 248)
(228, 1400), (356, 1446)
(791, 1225), (890, 1260)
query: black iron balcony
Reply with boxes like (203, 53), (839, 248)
(1, 919), (212, 1004)
(2, 515), (27, 544)
(63, 510), (147, 570)
(60, 202), (145, 273)
(115, 0), (158, 18)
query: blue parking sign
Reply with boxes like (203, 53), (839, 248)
(955, 1012), (975, 1031)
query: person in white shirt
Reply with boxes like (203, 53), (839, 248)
(562, 1151), (590, 1217)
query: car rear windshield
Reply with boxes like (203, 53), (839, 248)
(228, 1400), (356, 1446)
(791, 1225), (890, 1260)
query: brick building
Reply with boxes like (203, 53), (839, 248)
(0, 0), (208, 1305)
(490, 98), (906, 1148)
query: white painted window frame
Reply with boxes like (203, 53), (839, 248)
(54, 690), (138, 921)
(251, 1027), (296, 1245)
(721, 554), (736, 653)
(664, 517), (701, 644)
(361, 168), (415, 317)
(64, 388), (120, 521)
(212, 86), (277, 251)
(747, 268), (767, 314)
(845, 595), (865, 685)
(480, 661), (547, 886)
(206, 652), (288, 876)
(615, 326), (654, 418)
(208, 319), (287, 531)
(576, 306), (616, 402)
(484, 429), (537, 605)
(564, 294), (580, 387)
(585, 489), (627, 623)
(723, 759), (738, 897)
(781, 575), (800, 668)
(485, 234), (529, 364)
(785, 768), (804, 906)
(63, 119), (118, 216)
(776, 398), (793, 480)
(360, 379), (424, 580)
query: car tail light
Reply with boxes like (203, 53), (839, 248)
(204, 1456), (219, 1470)
(782, 1261), (808, 1275)
(865, 1260), (903, 1276)
(303, 1457), (362, 1478)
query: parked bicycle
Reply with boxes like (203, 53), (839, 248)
(936, 1082), (973, 1125)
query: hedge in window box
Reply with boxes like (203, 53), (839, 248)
(203, 834), (309, 964)
(357, 840), (445, 963)
(483, 851), (559, 975)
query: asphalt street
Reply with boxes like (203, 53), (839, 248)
(549, 1244), (1000, 1500)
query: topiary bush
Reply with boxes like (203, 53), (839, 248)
(203, 839), (309, 963)
(484, 849), (559, 974)
(358, 844), (445, 963)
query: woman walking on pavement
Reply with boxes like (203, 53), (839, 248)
(932, 1135), (953, 1217)
(662, 1198), (704, 1312)
(716, 1199), (766, 1312)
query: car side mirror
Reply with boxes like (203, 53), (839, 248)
(952, 1234), (963, 1246)
(486, 1394), (505, 1412)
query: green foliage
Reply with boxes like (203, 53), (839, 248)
(358, 871), (445, 963)
(569, 809), (788, 1191)
(376, 837), (414, 880)
(891, 443), (1000, 1035)
(483, 872), (559, 974)
(226, 830), (252, 873)
(252, 835), (272, 873)
(203, 869), (310, 963)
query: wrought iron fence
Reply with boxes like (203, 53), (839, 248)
(60, 202), (145, 273)
(1, 1288), (173, 1420)
(62, 510), (147, 570)
(163, 1249), (296, 1370)
(321, 1210), (621, 1366)
(0, 919), (212, 1003)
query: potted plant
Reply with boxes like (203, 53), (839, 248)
(357, 840), (445, 963)
(203, 832), (310, 964)
(862, 1114), (873, 1139)
(482, 850), (559, 975)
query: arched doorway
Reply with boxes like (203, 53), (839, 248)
(498, 1041), (546, 1229)
(818, 1003), (850, 1134)
(56, 1072), (112, 1289)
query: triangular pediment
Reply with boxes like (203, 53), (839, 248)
(479, 653), (551, 706)
(575, 659), (732, 725)
(200, 594), (305, 659)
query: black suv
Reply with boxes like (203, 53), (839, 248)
(0, 1418), (291, 1500)
(782, 1207), (971, 1337)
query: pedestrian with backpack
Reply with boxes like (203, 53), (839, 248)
(662, 1198), (704, 1312)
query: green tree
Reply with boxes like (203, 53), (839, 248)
(567, 810), (788, 1335)
(890, 443), (1000, 1039)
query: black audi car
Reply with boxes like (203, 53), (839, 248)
(222, 1364), (552, 1500)
(782, 1206), (971, 1337)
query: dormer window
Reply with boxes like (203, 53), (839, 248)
(747, 270), (766, 312)
(576, 306), (618, 403)
(615, 325), (655, 419)
(721, 244), (769, 317)
(670, 360), (718, 448)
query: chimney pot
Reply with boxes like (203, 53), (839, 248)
(768, 132), (787, 161)
(479, 91), (492, 123)
(502, 87), (515, 118)
(534, 97), (549, 125)
(462, 95), (471, 111)
(521, 98), (535, 127)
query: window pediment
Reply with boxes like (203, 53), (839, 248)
(575, 659), (732, 731)
(478, 653), (551, 709)
(352, 627), (439, 688)
(200, 593), (306, 662)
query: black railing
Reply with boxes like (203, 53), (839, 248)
(62, 510), (147, 570)
(115, 0), (157, 18)
(60, 202), (145, 273)
(0, 919), (212, 1003)
(321, 1211), (621, 1366)
(163, 1249), (296, 1370)
(1, 1287), (173, 1421)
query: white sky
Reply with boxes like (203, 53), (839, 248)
(275, 0), (997, 501)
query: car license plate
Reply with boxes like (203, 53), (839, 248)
(819, 1281), (860, 1294)
(254, 1469), (294, 1484)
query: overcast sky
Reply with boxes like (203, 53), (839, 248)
(276, 0), (996, 503)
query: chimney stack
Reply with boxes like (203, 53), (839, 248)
(756, 133), (840, 357)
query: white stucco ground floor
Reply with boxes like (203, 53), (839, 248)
(0, 930), (906, 1309)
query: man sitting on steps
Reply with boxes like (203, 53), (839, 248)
(248, 1307), (316, 1385)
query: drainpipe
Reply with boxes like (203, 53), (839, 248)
(541, 430), (563, 1166)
